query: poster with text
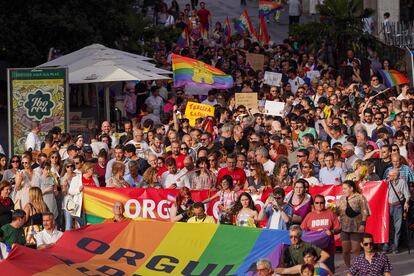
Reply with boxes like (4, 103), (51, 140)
(8, 68), (69, 155)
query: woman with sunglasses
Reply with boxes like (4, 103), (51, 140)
(272, 159), (293, 188)
(285, 179), (312, 225)
(207, 153), (219, 176)
(15, 155), (40, 209)
(247, 162), (271, 193)
(191, 157), (215, 190)
(300, 160), (320, 186)
(258, 187), (293, 230)
(2, 155), (21, 190)
(48, 151), (62, 179)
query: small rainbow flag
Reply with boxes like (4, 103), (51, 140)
(224, 16), (232, 45)
(259, 15), (270, 45)
(259, 0), (284, 16)
(172, 53), (233, 89)
(378, 69), (410, 87)
(235, 9), (257, 40)
(177, 27), (189, 48)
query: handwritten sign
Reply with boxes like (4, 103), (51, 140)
(306, 70), (320, 81)
(185, 102), (215, 126)
(264, 101), (285, 116)
(235, 92), (258, 112)
(246, 53), (265, 72)
(264, 71), (282, 86)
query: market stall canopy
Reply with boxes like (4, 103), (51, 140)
(37, 43), (171, 83)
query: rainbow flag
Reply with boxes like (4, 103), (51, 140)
(224, 16), (232, 44)
(259, 0), (284, 16)
(378, 69), (410, 87)
(259, 15), (270, 45)
(172, 53), (233, 89)
(235, 9), (257, 39)
(0, 221), (330, 275)
(177, 27), (190, 48)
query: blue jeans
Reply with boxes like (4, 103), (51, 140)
(388, 204), (403, 251)
(64, 210), (85, 231)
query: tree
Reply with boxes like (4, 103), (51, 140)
(0, 0), (160, 67)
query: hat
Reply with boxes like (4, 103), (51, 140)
(270, 134), (282, 142)
(67, 145), (79, 152)
(83, 145), (93, 153)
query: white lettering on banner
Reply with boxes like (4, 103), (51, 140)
(157, 200), (170, 219)
(125, 199), (142, 219)
(143, 200), (156, 218)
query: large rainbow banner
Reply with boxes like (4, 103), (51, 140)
(83, 181), (389, 243)
(0, 221), (329, 275)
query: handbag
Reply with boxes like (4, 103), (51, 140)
(345, 197), (361, 218)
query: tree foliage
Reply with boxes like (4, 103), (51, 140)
(0, 0), (175, 67)
(290, 0), (374, 61)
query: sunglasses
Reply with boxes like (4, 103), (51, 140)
(208, 159), (216, 162)
(392, 149), (399, 152)
(181, 147), (188, 150)
(11, 160), (20, 163)
(66, 165), (73, 168)
(289, 235), (300, 239)
(374, 117), (382, 120)
(302, 166), (311, 169)
(363, 242), (373, 246)
(74, 162), (80, 165)
(51, 156), (58, 159)
(297, 155), (306, 158)
(22, 161), (29, 164)
(314, 201), (325, 204)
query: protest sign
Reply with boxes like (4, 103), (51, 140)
(83, 181), (389, 243)
(264, 71), (282, 86)
(246, 53), (264, 72)
(264, 100), (285, 116)
(184, 101), (215, 126)
(306, 70), (320, 81)
(7, 68), (69, 155)
(235, 92), (258, 112)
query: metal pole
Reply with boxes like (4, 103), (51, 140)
(105, 84), (110, 121)
(95, 83), (100, 125)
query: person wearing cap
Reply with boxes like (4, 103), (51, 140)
(83, 145), (96, 163)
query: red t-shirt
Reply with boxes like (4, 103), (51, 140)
(166, 154), (186, 169)
(94, 164), (106, 187)
(300, 210), (341, 255)
(217, 167), (246, 188)
(82, 175), (96, 187)
(197, 9), (210, 26)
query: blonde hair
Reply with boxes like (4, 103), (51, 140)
(142, 167), (158, 184)
(28, 187), (49, 213)
(81, 162), (95, 174)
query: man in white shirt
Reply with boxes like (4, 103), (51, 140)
(362, 109), (376, 138)
(35, 212), (63, 249)
(105, 145), (129, 180)
(25, 121), (42, 152)
(126, 128), (149, 158)
(161, 158), (190, 188)
(255, 147), (275, 176)
(145, 86), (164, 116)
(201, 90), (218, 106)
(287, 68), (305, 95)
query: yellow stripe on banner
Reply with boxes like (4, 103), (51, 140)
(134, 222), (218, 275)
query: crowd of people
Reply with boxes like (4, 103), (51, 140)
(0, 0), (413, 274)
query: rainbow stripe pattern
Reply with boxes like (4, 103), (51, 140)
(177, 27), (189, 48)
(378, 69), (410, 87)
(172, 53), (233, 89)
(259, 0), (284, 16)
(224, 16), (232, 44)
(0, 221), (329, 275)
(235, 9), (257, 40)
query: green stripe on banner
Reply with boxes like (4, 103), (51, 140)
(85, 213), (105, 224)
(193, 224), (261, 275)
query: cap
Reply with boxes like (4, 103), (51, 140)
(83, 145), (93, 153)
(67, 145), (80, 152)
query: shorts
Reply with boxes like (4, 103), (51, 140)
(340, 231), (363, 242)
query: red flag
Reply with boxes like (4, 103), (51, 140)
(259, 15), (270, 45)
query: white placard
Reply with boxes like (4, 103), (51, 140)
(264, 71), (282, 87)
(306, 70), (320, 81)
(264, 101), (285, 116)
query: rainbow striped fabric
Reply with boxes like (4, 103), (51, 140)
(378, 69), (410, 87)
(235, 9), (257, 40)
(177, 27), (189, 48)
(224, 16), (232, 44)
(0, 221), (329, 275)
(172, 53), (233, 89)
(259, 0), (284, 16)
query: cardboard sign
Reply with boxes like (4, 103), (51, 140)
(264, 71), (282, 86)
(246, 53), (265, 72)
(264, 100), (285, 116)
(185, 101), (215, 126)
(306, 70), (321, 81)
(235, 92), (258, 112)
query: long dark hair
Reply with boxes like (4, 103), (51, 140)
(232, 192), (257, 214)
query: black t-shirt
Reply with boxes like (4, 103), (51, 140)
(374, 159), (392, 179)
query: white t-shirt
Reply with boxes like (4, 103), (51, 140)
(161, 170), (190, 188)
(288, 0), (301, 16)
(145, 95), (163, 115)
(288, 76), (305, 94)
(25, 132), (41, 151)
(34, 228), (63, 248)
(269, 209), (282, 229)
(201, 99), (218, 106)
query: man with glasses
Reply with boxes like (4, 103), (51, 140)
(289, 148), (309, 180)
(371, 113), (393, 142)
(319, 152), (345, 185)
(301, 195), (341, 272)
(281, 225), (329, 268)
(370, 75), (386, 94)
(383, 153), (414, 182)
(255, 259), (274, 276)
(347, 233), (392, 276)
(258, 188), (293, 230)
(200, 132), (220, 154)
(126, 128), (149, 159)
(166, 141), (186, 169)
